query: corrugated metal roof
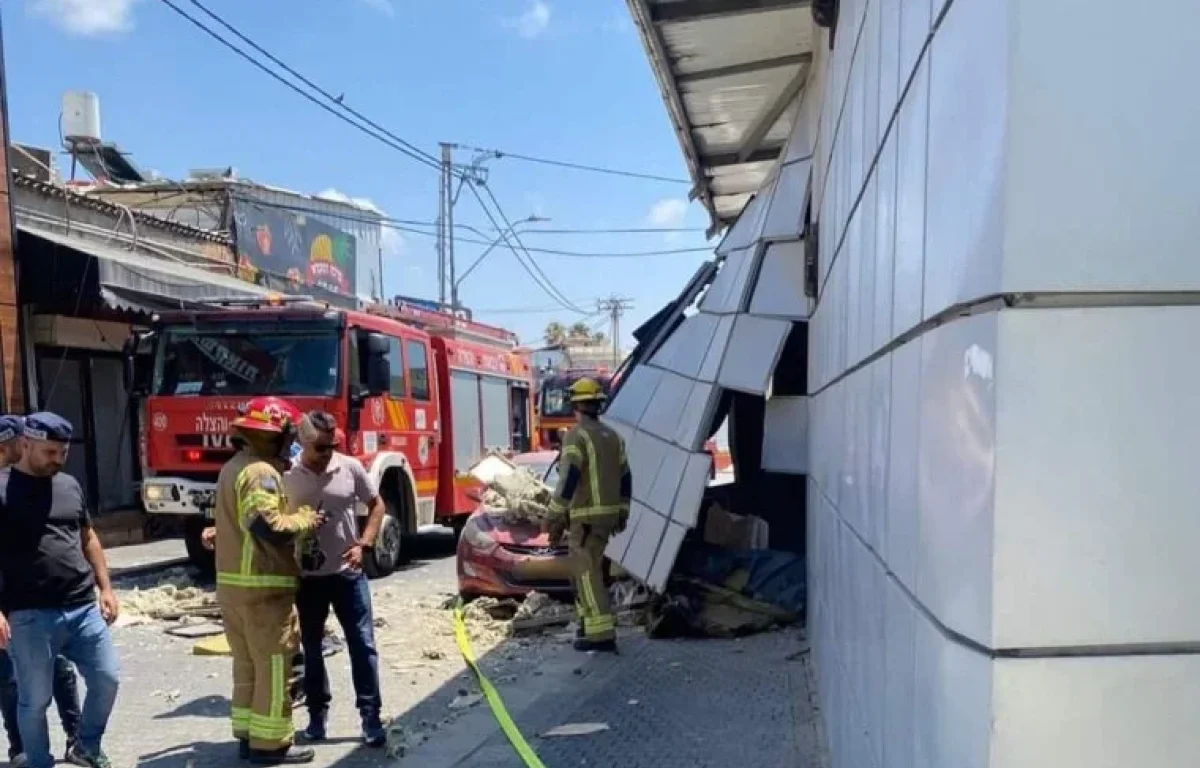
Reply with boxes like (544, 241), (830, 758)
(626, 0), (816, 233)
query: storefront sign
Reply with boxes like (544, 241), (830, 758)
(232, 199), (358, 296)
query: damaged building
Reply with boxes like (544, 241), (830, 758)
(619, 0), (1200, 766)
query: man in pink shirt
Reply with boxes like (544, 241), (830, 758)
(283, 413), (387, 749)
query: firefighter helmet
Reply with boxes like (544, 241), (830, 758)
(568, 377), (608, 403)
(232, 396), (302, 434)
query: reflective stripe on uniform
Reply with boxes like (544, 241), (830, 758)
(562, 445), (583, 463)
(216, 572), (297, 589)
(231, 706), (251, 734)
(569, 504), (623, 520)
(270, 654), (285, 720)
(576, 430), (604, 507)
(249, 714), (293, 741)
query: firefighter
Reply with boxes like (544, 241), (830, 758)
(213, 396), (322, 765)
(547, 377), (631, 653)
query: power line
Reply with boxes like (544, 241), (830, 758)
(157, 0), (444, 174)
(473, 181), (591, 314)
(455, 144), (691, 185)
(461, 180), (586, 314)
(232, 196), (714, 258)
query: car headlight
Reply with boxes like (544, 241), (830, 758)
(143, 484), (170, 502)
(461, 519), (496, 551)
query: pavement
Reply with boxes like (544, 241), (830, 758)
(105, 538), (191, 577)
(6, 532), (821, 768)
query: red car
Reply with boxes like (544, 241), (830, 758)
(456, 451), (573, 598)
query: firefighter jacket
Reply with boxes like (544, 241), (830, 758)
(214, 449), (318, 590)
(549, 416), (632, 525)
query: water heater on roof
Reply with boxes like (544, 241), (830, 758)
(61, 91), (101, 146)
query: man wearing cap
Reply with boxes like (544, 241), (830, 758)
(286, 412), (387, 748)
(0, 413), (121, 768)
(0, 415), (83, 768)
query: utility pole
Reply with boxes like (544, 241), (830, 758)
(437, 143), (454, 307)
(596, 296), (633, 368)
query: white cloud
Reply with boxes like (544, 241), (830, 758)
(316, 188), (404, 258)
(358, 0), (395, 17)
(507, 0), (551, 39)
(30, 0), (142, 36)
(645, 198), (688, 228)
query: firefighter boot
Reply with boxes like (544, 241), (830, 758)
(248, 745), (316, 765)
(239, 739), (250, 760)
(299, 711), (327, 743)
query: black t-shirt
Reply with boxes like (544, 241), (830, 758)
(0, 466), (96, 612)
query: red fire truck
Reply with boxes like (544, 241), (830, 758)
(535, 367), (613, 449)
(129, 298), (536, 577)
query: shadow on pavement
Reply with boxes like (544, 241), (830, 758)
(137, 740), (240, 768)
(154, 694), (230, 720)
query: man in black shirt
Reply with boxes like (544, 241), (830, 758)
(0, 414), (120, 768)
(0, 415), (81, 766)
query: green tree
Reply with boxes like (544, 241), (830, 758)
(543, 321), (567, 346)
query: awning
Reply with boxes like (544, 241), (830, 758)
(17, 224), (278, 314)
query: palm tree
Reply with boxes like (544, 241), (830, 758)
(567, 321), (593, 342)
(543, 321), (568, 346)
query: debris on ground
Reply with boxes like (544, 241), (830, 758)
(479, 466), (554, 524)
(448, 692), (483, 710)
(164, 622), (224, 639)
(541, 722), (611, 738)
(117, 568), (219, 622)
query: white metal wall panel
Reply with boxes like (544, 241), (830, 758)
(645, 443), (687, 515)
(628, 430), (670, 502)
(637, 369), (693, 442)
(670, 451), (712, 528)
(624, 509), (667, 582)
(672, 380), (719, 451)
(749, 240), (811, 319)
(761, 159), (811, 240)
(647, 521), (687, 592)
(696, 314), (735, 382)
(701, 247), (760, 315)
(604, 364), (663, 427)
(716, 315), (792, 395)
(761, 395), (809, 475)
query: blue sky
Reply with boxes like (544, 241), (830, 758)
(2, 0), (715, 346)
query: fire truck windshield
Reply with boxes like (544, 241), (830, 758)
(152, 323), (341, 397)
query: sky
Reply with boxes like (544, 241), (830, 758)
(1, 0), (717, 347)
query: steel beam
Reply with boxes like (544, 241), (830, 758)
(736, 63), (808, 163)
(675, 52), (813, 84)
(704, 145), (785, 168)
(649, 0), (810, 24)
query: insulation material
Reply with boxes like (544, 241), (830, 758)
(645, 443), (689, 515)
(761, 159), (811, 240)
(673, 380), (720, 451)
(697, 314), (736, 382)
(479, 466), (553, 524)
(647, 522), (688, 592)
(701, 247), (762, 315)
(638, 369), (694, 442)
(717, 315), (792, 395)
(624, 508), (668, 582)
(749, 240), (811, 320)
(671, 451), (714, 528)
(762, 396), (810, 475)
(604, 364), (664, 427)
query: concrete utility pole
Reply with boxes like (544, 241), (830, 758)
(596, 296), (633, 368)
(437, 143), (454, 307)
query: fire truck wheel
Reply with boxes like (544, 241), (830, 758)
(184, 517), (216, 579)
(365, 471), (411, 579)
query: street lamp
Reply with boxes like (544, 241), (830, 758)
(452, 215), (549, 309)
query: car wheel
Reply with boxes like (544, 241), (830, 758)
(364, 513), (402, 579)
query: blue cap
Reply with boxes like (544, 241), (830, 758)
(0, 415), (23, 444)
(23, 412), (73, 443)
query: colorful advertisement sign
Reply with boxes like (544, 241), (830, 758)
(232, 199), (357, 297)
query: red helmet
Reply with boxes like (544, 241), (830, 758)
(232, 396), (302, 434)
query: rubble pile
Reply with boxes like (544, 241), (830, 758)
(479, 467), (553, 524)
(117, 568), (219, 622)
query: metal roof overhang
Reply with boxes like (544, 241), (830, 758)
(626, 0), (816, 234)
(17, 224), (275, 315)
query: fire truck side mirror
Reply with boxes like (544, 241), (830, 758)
(362, 333), (391, 396)
(122, 330), (155, 399)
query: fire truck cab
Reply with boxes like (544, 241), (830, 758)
(130, 299), (535, 577)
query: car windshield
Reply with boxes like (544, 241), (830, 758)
(152, 324), (340, 397)
(514, 458), (558, 488)
(539, 385), (573, 418)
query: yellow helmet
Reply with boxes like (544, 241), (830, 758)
(568, 377), (607, 403)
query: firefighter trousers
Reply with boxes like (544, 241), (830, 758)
(568, 522), (616, 642)
(217, 586), (300, 751)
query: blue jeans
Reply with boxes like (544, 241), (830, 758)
(0, 650), (80, 758)
(7, 604), (120, 768)
(296, 571), (382, 725)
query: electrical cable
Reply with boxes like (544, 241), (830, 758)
(233, 196), (713, 258)
(455, 144), (691, 185)
(461, 181), (586, 314)
(181, 0), (446, 172)
(156, 0), (445, 174)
